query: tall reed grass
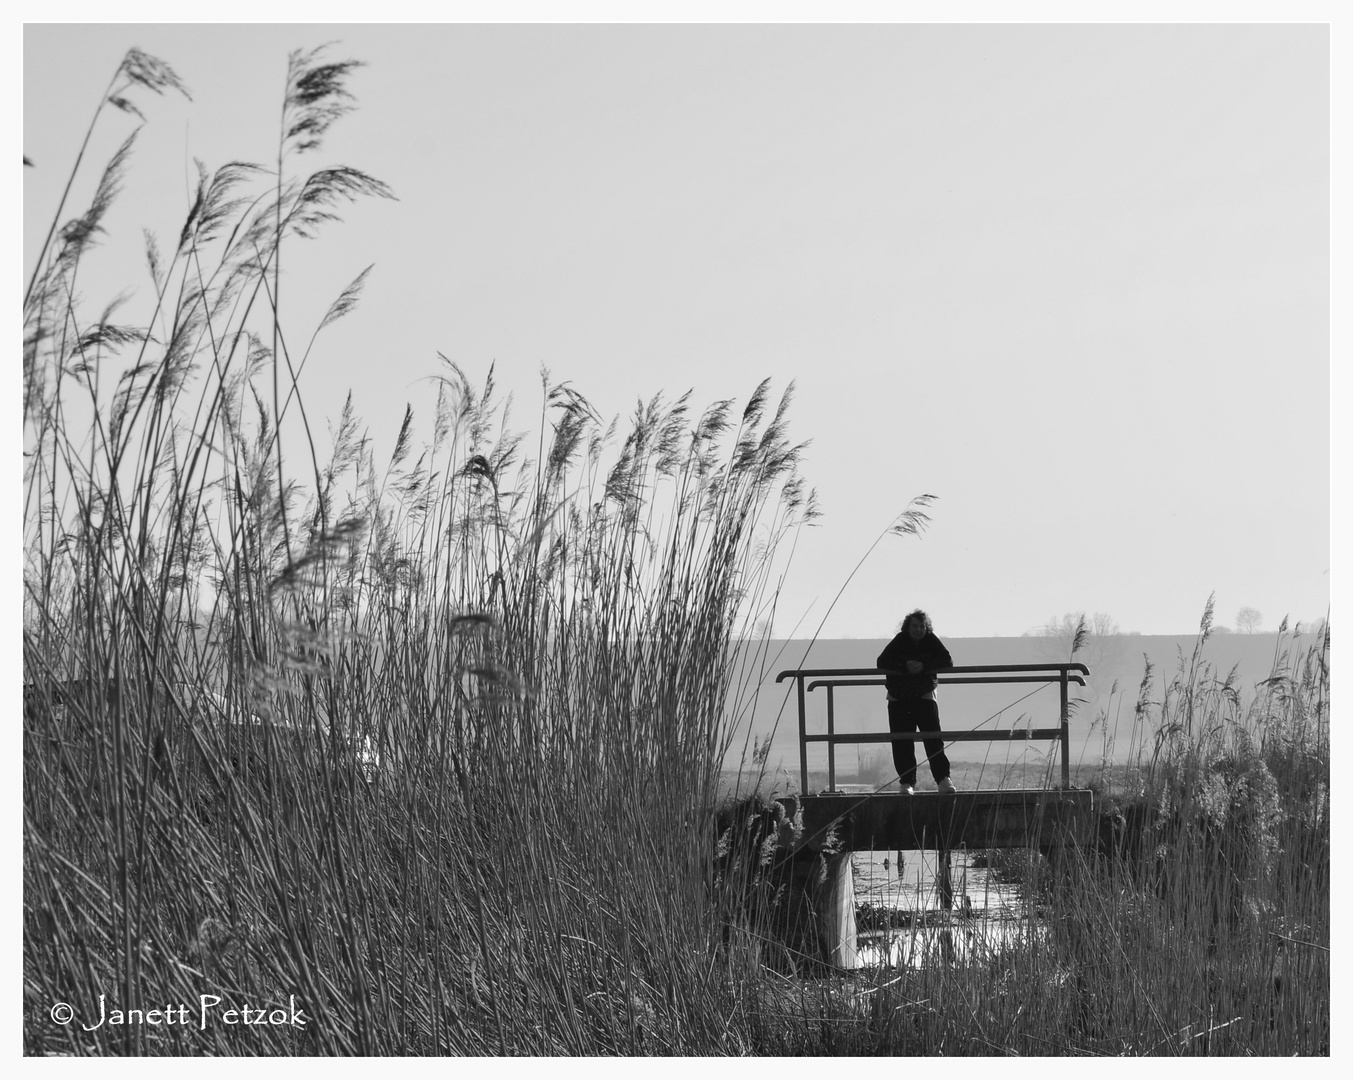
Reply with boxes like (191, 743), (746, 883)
(23, 47), (823, 1055)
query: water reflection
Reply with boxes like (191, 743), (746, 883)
(851, 848), (1042, 967)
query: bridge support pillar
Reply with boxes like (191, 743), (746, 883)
(819, 853), (861, 970)
(936, 845), (955, 963)
(936, 845), (953, 910)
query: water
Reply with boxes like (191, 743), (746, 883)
(849, 846), (1042, 968)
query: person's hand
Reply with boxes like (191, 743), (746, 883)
(905, 660), (923, 673)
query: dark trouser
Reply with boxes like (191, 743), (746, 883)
(888, 696), (950, 786)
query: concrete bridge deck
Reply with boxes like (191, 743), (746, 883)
(777, 788), (1096, 854)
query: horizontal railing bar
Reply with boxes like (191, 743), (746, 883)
(806, 675), (1086, 690)
(775, 668), (883, 680)
(804, 729), (1064, 743)
(776, 663), (1089, 682)
(945, 675), (1086, 683)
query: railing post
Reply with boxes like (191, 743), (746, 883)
(826, 685), (836, 792)
(1059, 669), (1070, 788)
(797, 675), (808, 795)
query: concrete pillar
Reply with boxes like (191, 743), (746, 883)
(819, 853), (861, 969)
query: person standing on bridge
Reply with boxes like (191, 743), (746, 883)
(878, 609), (956, 794)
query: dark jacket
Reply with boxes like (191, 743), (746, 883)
(877, 631), (954, 698)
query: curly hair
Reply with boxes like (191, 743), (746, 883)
(901, 609), (933, 635)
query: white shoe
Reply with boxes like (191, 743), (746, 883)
(937, 777), (956, 794)
(902, 784), (915, 795)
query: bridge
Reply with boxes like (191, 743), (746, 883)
(770, 663), (1096, 968)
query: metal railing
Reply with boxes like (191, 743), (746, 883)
(774, 663), (1089, 792)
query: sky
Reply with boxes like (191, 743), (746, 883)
(20, 15), (1332, 639)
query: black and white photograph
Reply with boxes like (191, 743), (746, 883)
(20, 9), (1332, 1058)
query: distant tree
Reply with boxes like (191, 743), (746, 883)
(1089, 612), (1119, 639)
(1236, 606), (1263, 634)
(1030, 612), (1119, 646)
(1028, 611), (1121, 670)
